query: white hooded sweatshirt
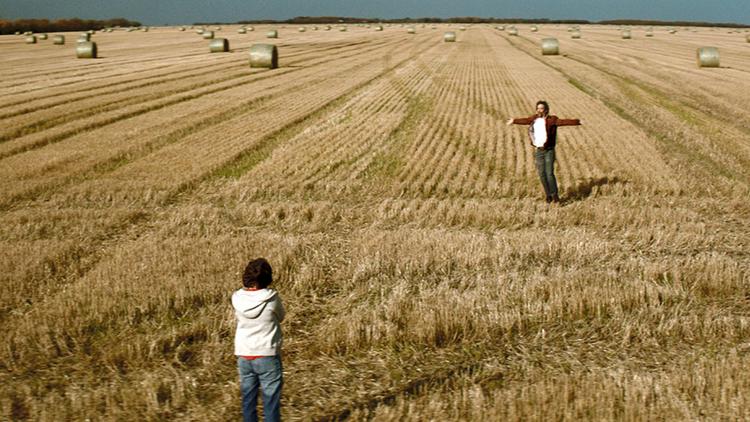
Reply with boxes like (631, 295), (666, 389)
(232, 288), (285, 356)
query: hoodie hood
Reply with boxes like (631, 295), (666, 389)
(232, 289), (279, 319)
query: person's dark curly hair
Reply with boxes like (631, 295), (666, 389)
(243, 258), (273, 289)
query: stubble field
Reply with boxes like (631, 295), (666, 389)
(1, 23), (749, 420)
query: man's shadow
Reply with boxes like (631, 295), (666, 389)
(564, 176), (627, 203)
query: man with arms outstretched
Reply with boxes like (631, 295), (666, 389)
(507, 100), (581, 203)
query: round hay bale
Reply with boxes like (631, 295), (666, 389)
(247, 27), (254, 32)
(214, 26), (221, 31)
(541, 38), (559, 55)
(571, 30), (581, 39)
(15, 31), (21, 35)
(24, 31), (33, 36)
(407, 27), (416, 34)
(531, 25), (538, 32)
(25, 35), (37, 44)
(76, 41), (97, 58)
(621, 29), (631, 39)
(79, 32), (91, 41)
(508, 28), (518, 36)
(375, 25), (383, 31)
(180, 27), (186, 31)
(339, 26), (347, 32)
(142, 27), (149, 32)
(87, 30), (95, 35)
(195, 28), (204, 34)
(202, 31), (214, 39)
(696, 47), (720, 68)
(266, 30), (278, 38)
(325, 25), (331, 31)
(746, 34), (750, 42)
(249, 44), (278, 69)
(237, 28), (246, 34)
(497, 26), (505, 31)
(38, 33), (48, 40)
(459, 26), (467, 31)
(53, 35), (65, 45)
(299, 27), (306, 32)
(444, 31), (456, 42)
(209, 38), (229, 53)
(313, 26), (319, 30)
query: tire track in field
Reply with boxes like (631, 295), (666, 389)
(241, 40), (449, 198)
(0, 37), (408, 160)
(0, 34), (437, 321)
(0, 38), (402, 146)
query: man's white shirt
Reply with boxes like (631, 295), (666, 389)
(532, 117), (547, 148)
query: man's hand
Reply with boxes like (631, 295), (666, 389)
(506, 118), (514, 125)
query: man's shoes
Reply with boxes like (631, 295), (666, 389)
(552, 194), (560, 203)
(545, 196), (553, 203)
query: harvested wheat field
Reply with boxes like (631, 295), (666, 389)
(1, 24), (749, 420)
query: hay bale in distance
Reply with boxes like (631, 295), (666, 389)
(530, 25), (538, 32)
(266, 30), (278, 38)
(339, 26), (347, 32)
(508, 28), (518, 36)
(79, 32), (91, 41)
(38, 33), (48, 40)
(249, 44), (278, 69)
(407, 27), (416, 34)
(53, 35), (65, 45)
(541, 38), (559, 55)
(299, 27), (306, 32)
(237, 28), (246, 34)
(76, 41), (97, 58)
(746, 34), (750, 42)
(622, 29), (631, 39)
(202, 31), (214, 39)
(444, 31), (456, 42)
(696, 47), (720, 68)
(375, 25), (383, 31)
(571, 30), (581, 39)
(25, 35), (37, 44)
(209, 38), (229, 53)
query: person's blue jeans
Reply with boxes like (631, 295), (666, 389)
(238, 356), (283, 422)
(534, 148), (558, 199)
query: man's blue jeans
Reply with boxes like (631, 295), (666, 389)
(534, 148), (558, 199)
(238, 356), (283, 422)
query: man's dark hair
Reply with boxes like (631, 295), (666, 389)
(243, 258), (273, 289)
(536, 100), (549, 115)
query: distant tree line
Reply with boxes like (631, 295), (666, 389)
(228, 16), (748, 28)
(0, 18), (141, 35)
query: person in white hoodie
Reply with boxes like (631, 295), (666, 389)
(232, 258), (285, 422)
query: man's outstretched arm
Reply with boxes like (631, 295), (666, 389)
(557, 118), (582, 126)
(506, 116), (535, 125)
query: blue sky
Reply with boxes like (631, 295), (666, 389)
(2, 0), (749, 26)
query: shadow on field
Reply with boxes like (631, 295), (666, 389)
(564, 176), (627, 203)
